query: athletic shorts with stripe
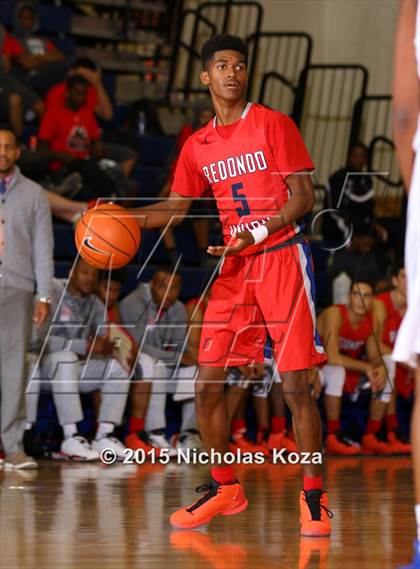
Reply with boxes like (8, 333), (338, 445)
(198, 239), (327, 371)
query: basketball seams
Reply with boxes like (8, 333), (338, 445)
(75, 205), (141, 269)
(95, 208), (140, 250)
(80, 215), (131, 259)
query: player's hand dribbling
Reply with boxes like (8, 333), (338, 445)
(207, 231), (255, 256)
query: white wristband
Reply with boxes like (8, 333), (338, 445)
(250, 224), (268, 244)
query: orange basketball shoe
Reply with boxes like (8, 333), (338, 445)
(362, 433), (394, 455)
(325, 433), (359, 455)
(170, 479), (248, 529)
(387, 430), (412, 454)
(125, 430), (161, 458)
(267, 431), (298, 454)
(233, 435), (270, 456)
(300, 490), (333, 537)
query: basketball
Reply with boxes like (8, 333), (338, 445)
(74, 203), (141, 269)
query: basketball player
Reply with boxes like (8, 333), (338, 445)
(375, 262), (412, 453)
(393, 1), (420, 565)
(130, 34), (330, 535)
(317, 279), (394, 456)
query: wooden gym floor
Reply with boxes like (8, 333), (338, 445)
(0, 457), (415, 569)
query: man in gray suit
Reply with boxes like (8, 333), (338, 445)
(0, 129), (53, 469)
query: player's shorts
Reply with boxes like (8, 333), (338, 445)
(226, 357), (281, 398)
(198, 238), (326, 371)
(395, 364), (415, 399)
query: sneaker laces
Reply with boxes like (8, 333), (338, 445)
(304, 490), (334, 521)
(186, 481), (219, 513)
(73, 435), (89, 445)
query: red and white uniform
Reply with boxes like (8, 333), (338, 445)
(172, 103), (326, 370)
(377, 291), (414, 398)
(330, 304), (373, 393)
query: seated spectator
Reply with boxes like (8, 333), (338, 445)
(0, 24), (43, 136)
(10, 2), (68, 97)
(329, 220), (387, 289)
(375, 262), (412, 453)
(45, 57), (138, 181)
(317, 278), (397, 455)
(96, 270), (160, 455)
(323, 142), (388, 248)
(38, 75), (121, 200)
(158, 100), (214, 266)
(119, 267), (198, 453)
(25, 259), (130, 461)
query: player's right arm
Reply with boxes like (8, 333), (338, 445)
(130, 191), (193, 230)
(393, 0), (419, 190)
(318, 306), (373, 373)
(130, 136), (204, 229)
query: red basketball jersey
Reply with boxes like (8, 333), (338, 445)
(375, 291), (402, 348)
(336, 304), (373, 359)
(376, 291), (412, 397)
(172, 103), (314, 255)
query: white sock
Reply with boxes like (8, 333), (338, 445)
(63, 424), (77, 439)
(96, 422), (114, 440)
(415, 504), (420, 544)
(25, 423), (32, 431)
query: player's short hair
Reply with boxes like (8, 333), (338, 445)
(67, 74), (89, 90)
(350, 277), (375, 292)
(391, 259), (405, 277)
(153, 265), (182, 282)
(348, 142), (368, 155)
(18, 4), (36, 17)
(71, 57), (97, 71)
(200, 34), (248, 69)
(100, 268), (127, 285)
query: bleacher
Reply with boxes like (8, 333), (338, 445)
(2, 0), (405, 304)
(1, 0), (411, 449)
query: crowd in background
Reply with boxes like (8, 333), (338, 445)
(0, 1), (411, 469)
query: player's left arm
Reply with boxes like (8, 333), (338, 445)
(366, 322), (387, 392)
(207, 171), (314, 256)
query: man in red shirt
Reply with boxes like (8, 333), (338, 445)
(128, 34), (330, 536)
(38, 75), (118, 200)
(45, 57), (113, 122)
(318, 279), (396, 455)
(45, 57), (137, 180)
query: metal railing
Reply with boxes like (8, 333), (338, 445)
(295, 64), (369, 191)
(350, 95), (403, 217)
(249, 32), (312, 114)
(166, 1), (263, 104)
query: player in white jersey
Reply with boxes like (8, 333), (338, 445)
(394, 1), (420, 566)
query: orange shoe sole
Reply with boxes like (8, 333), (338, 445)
(170, 498), (248, 529)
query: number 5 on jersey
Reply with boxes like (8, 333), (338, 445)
(232, 183), (250, 217)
